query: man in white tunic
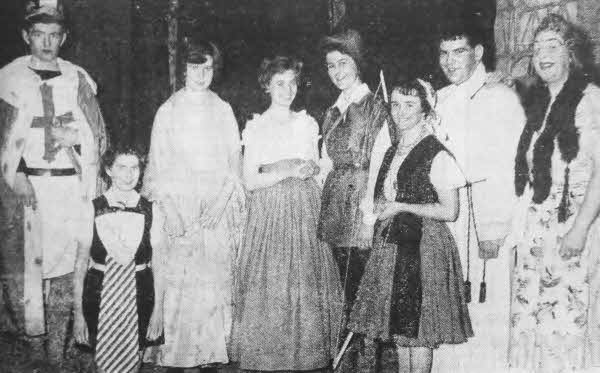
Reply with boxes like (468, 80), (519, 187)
(0, 0), (107, 369)
(432, 23), (526, 373)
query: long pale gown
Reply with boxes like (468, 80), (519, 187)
(142, 88), (245, 367)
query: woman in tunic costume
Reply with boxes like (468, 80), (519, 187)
(350, 79), (473, 373)
(73, 146), (165, 373)
(317, 28), (392, 371)
(232, 56), (343, 372)
(508, 14), (600, 373)
(318, 29), (391, 313)
(141, 39), (245, 372)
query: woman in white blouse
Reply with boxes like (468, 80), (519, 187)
(232, 56), (342, 372)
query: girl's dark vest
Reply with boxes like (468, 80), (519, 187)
(373, 134), (447, 338)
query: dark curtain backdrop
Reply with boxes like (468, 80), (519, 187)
(0, 0), (495, 152)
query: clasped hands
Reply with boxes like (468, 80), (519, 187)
(356, 200), (400, 249)
(260, 158), (320, 180)
(162, 190), (235, 236)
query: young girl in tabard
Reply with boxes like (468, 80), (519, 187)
(73, 147), (165, 373)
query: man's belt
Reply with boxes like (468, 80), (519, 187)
(24, 167), (78, 176)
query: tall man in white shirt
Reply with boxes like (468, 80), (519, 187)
(432, 23), (526, 373)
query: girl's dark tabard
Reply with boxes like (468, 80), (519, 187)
(82, 195), (161, 349)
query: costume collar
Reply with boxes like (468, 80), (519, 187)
(7, 55), (97, 92)
(104, 189), (140, 209)
(333, 82), (370, 111)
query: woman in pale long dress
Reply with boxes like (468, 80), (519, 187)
(508, 14), (600, 373)
(142, 39), (245, 372)
(232, 56), (343, 372)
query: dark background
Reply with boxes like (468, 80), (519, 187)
(0, 0), (496, 152)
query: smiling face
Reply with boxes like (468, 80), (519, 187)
(390, 90), (425, 133)
(532, 30), (570, 86)
(185, 56), (214, 92)
(439, 37), (483, 85)
(106, 154), (141, 192)
(326, 50), (360, 92)
(22, 23), (66, 64)
(267, 69), (298, 109)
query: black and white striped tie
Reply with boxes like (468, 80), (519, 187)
(95, 256), (139, 372)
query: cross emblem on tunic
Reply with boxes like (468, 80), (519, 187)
(30, 83), (75, 163)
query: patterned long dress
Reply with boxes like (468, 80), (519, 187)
(142, 88), (245, 367)
(232, 110), (343, 371)
(509, 83), (600, 372)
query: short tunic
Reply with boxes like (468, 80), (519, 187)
(318, 91), (390, 248)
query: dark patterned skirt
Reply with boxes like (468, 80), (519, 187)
(349, 218), (473, 348)
(232, 178), (343, 371)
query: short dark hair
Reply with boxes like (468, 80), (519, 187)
(258, 56), (303, 91)
(101, 145), (146, 188)
(439, 21), (484, 48)
(181, 38), (223, 81)
(390, 79), (433, 117)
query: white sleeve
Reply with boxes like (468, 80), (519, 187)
(316, 137), (333, 187)
(576, 85), (600, 160)
(141, 103), (172, 201)
(302, 114), (321, 163)
(76, 200), (95, 253)
(430, 151), (466, 191)
(150, 202), (166, 253)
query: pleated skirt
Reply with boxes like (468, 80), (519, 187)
(232, 177), (344, 371)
